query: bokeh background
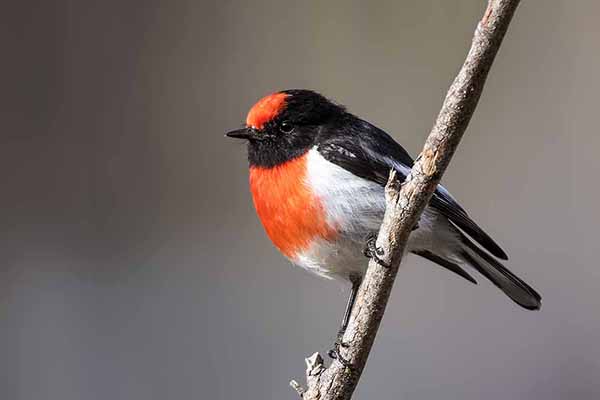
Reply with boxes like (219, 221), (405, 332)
(2, 1), (599, 399)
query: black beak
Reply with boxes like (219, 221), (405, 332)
(225, 128), (251, 139)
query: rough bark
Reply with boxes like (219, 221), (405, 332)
(290, 1), (522, 399)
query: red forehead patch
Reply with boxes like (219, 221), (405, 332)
(246, 92), (288, 129)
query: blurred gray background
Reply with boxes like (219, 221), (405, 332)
(1, 1), (599, 399)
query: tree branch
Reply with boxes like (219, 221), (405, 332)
(290, 1), (522, 399)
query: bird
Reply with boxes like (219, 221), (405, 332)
(226, 89), (541, 360)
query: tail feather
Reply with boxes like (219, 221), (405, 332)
(461, 236), (541, 310)
(414, 250), (477, 284)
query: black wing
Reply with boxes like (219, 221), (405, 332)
(316, 117), (508, 260)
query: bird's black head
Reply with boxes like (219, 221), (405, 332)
(226, 89), (346, 167)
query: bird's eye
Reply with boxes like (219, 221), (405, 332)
(279, 121), (294, 134)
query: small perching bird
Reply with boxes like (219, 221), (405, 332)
(227, 89), (541, 357)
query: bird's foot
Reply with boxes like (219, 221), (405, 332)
(363, 233), (390, 268)
(328, 333), (352, 368)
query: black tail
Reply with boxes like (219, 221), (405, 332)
(414, 249), (477, 284)
(460, 235), (541, 310)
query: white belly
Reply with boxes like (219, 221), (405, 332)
(291, 148), (461, 281)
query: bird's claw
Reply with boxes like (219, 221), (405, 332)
(328, 337), (352, 368)
(363, 233), (390, 268)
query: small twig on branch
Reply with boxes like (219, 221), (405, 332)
(290, 1), (522, 399)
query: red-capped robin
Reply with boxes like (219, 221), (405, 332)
(227, 90), (541, 359)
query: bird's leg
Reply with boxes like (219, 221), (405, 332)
(363, 232), (390, 268)
(328, 275), (361, 367)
